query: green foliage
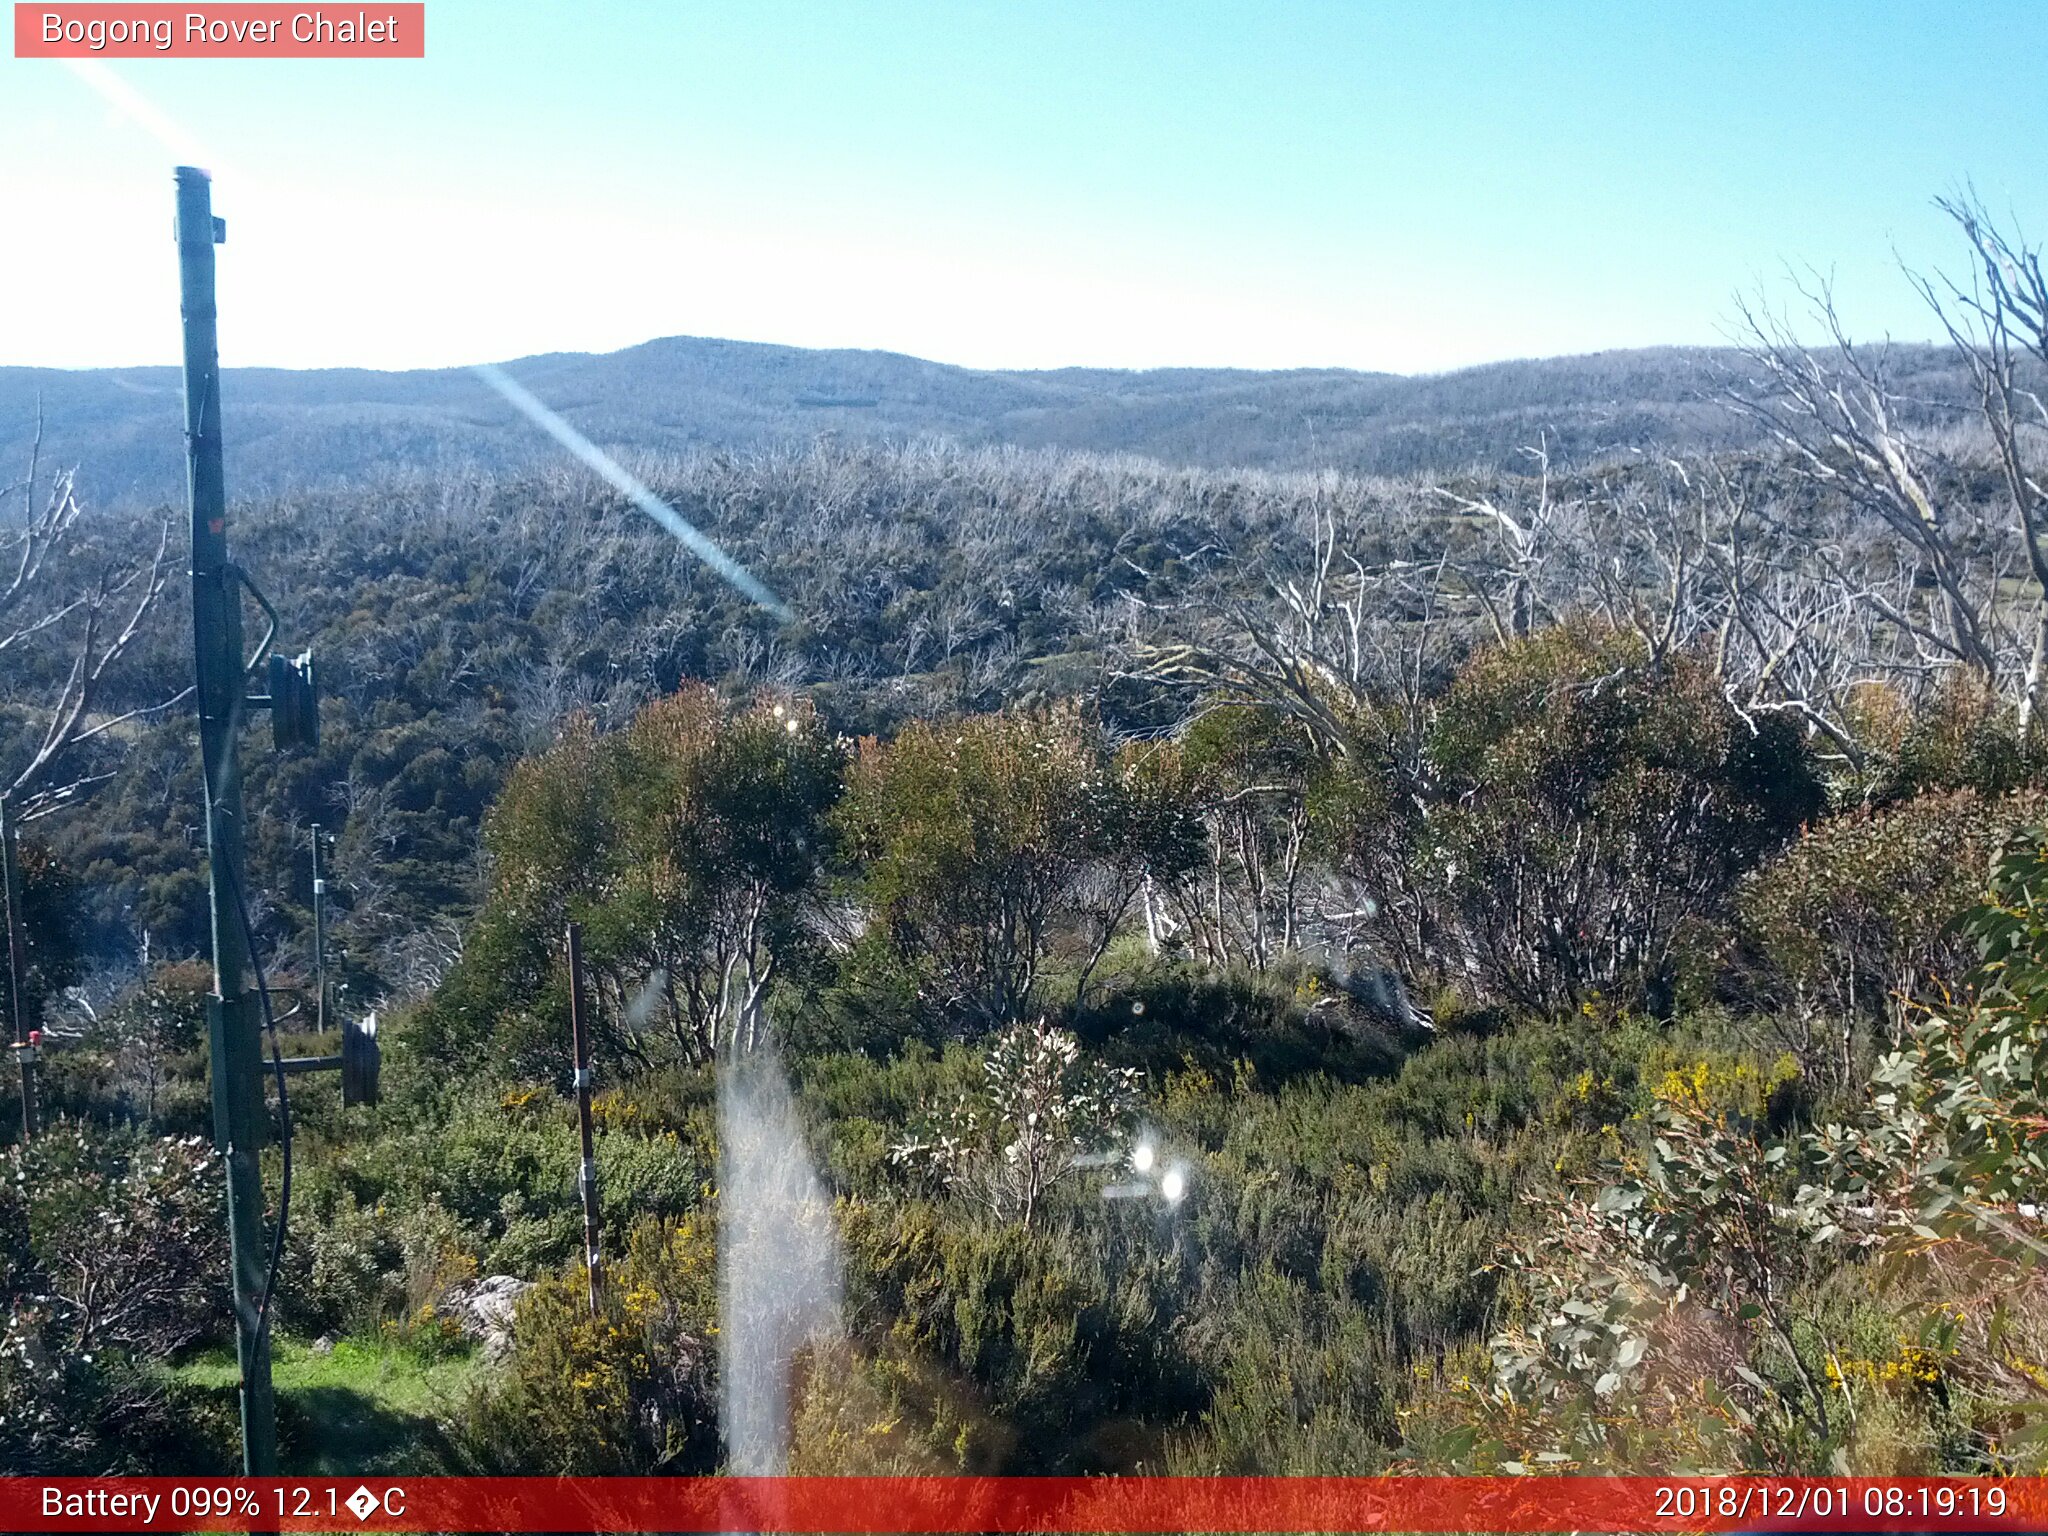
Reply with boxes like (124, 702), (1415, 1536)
(1, 1123), (226, 1355)
(282, 1074), (709, 1337)
(842, 1196), (1203, 1472)
(0, 1124), (229, 1473)
(891, 1017), (1140, 1226)
(458, 1218), (718, 1474)
(1171, 1264), (1399, 1473)
(24, 438), (1372, 1000)
(46, 959), (216, 1129)
(18, 446), (2041, 1483)
(1462, 832), (2048, 1475)
(1073, 959), (1407, 1086)
(1805, 825), (2048, 1262)
(1157, 706), (1325, 971)
(1418, 622), (1822, 1012)
(1738, 789), (2045, 1038)
(1850, 675), (2047, 809)
(839, 707), (1183, 1032)
(281, 1190), (474, 1341)
(165, 1335), (478, 1475)
(799, 1010), (1629, 1475)
(1470, 1082), (1847, 1473)
(422, 685), (843, 1069)
(4, 835), (82, 1037)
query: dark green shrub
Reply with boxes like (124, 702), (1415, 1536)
(1737, 788), (2046, 1035)
(1418, 622), (1822, 1012)
(835, 706), (1206, 1032)
(1071, 960), (1407, 1086)
(0, 1124), (229, 1473)
(1166, 1264), (1398, 1474)
(416, 686), (844, 1072)
(840, 1196), (1205, 1473)
(1852, 675), (2046, 808)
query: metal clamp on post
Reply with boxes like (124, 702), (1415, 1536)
(230, 566), (319, 752)
(207, 994), (267, 1154)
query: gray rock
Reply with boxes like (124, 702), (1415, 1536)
(447, 1274), (531, 1360)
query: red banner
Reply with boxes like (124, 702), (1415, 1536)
(13, 4), (424, 57)
(3, 1476), (2044, 1533)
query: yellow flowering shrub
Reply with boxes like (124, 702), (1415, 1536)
(457, 1217), (717, 1473)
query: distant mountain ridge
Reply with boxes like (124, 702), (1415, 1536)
(0, 334), (1960, 505)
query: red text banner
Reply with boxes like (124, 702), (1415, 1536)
(4, 1476), (2045, 1533)
(14, 4), (424, 57)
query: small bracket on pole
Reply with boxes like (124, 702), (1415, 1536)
(273, 1012), (378, 1106)
(263, 651), (320, 752)
(340, 1013), (379, 1107)
(227, 566), (317, 752)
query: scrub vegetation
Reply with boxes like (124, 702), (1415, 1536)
(7, 192), (2048, 1477)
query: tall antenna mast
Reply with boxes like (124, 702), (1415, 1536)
(176, 165), (336, 1477)
(177, 163), (275, 1475)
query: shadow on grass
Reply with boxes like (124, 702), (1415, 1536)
(164, 1337), (482, 1476)
(277, 1383), (467, 1475)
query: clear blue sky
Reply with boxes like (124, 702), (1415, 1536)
(4, 1), (2044, 373)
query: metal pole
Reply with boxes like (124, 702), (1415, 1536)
(310, 823), (326, 1036)
(1, 795), (35, 1141)
(566, 921), (603, 1316)
(178, 165), (276, 1476)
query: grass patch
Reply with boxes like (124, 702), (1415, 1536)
(164, 1335), (485, 1474)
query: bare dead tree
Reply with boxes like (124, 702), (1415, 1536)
(7, 515), (181, 824)
(0, 456), (86, 658)
(1681, 465), (1876, 768)
(2, 442), (185, 1123)
(1914, 191), (2048, 735)
(1134, 504), (1433, 761)
(1724, 277), (2003, 685)
(1428, 436), (1574, 645)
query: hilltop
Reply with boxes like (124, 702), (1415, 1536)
(0, 335), (1963, 505)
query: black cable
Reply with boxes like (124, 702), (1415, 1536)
(221, 858), (292, 1343)
(202, 584), (293, 1345)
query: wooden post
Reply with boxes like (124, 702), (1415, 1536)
(566, 921), (604, 1315)
(1, 794), (36, 1141)
(310, 823), (327, 1036)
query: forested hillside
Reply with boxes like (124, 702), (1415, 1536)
(7, 197), (2048, 1482)
(0, 337), (1972, 507)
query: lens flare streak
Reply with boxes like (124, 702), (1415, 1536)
(471, 362), (791, 621)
